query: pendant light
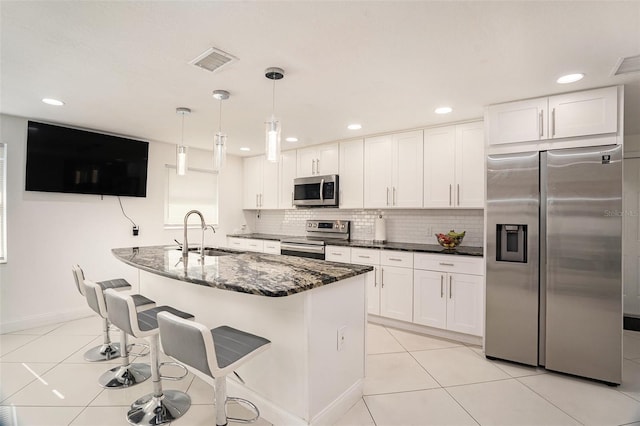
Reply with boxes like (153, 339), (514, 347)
(212, 90), (230, 171)
(265, 67), (284, 163)
(176, 107), (191, 176)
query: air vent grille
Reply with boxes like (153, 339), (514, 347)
(613, 54), (640, 76)
(189, 47), (237, 73)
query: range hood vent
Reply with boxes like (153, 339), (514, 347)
(612, 54), (640, 76)
(189, 47), (237, 73)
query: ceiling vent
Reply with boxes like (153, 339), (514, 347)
(189, 47), (237, 73)
(612, 54), (640, 76)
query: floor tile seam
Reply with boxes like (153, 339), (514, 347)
(407, 345), (476, 357)
(380, 325), (408, 352)
(367, 349), (407, 356)
(0, 360), (61, 404)
(405, 349), (444, 388)
(0, 335), (43, 358)
(514, 375), (586, 425)
(360, 396), (379, 426)
(363, 386), (444, 398)
(439, 385), (482, 426)
(441, 376), (515, 390)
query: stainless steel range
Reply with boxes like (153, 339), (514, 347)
(280, 220), (350, 260)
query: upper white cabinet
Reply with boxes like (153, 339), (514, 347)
(243, 155), (278, 209)
(279, 150), (297, 209)
(339, 139), (364, 209)
(364, 130), (424, 208)
(297, 143), (339, 177)
(487, 86), (618, 145)
(424, 122), (484, 208)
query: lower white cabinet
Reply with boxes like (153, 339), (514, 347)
(326, 245), (351, 263)
(413, 253), (483, 336)
(226, 237), (267, 253)
(351, 248), (382, 315)
(380, 265), (413, 322)
(263, 240), (281, 255)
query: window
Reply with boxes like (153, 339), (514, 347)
(0, 143), (6, 262)
(165, 165), (218, 227)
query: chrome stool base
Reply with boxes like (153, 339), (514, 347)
(127, 390), (191, 425)
(83, 342), (121, 362)
(99, 363), (151, 388)
(225, 397), (261, 424)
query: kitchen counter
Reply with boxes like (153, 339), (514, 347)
(228, 233), (484, 256)
(112, 245), (373, 297)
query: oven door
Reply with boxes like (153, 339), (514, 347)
(280, 241), (326, 259)
(293, 175), (339, 207)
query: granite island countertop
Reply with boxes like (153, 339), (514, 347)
(228, 234), (484, 257)
(112, 245), (373, 297)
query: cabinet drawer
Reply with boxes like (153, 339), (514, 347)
(244, 239), (264, 252)
(381, 250), (413, 268)
(326, 245), (351, 263)
(414, 253), (483, 275)
(263, 241), (281, 255)
(227, 237), (246, 250)
(351, 248), (380, 265)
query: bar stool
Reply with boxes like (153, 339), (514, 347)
(84, 280), (155, 389)
(105, 289), (194, 425)
(72, 264), (135, 361)
(157, 312), (271, 426)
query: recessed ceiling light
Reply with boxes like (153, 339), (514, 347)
(347, 124), (362, 130)
(42, 98), (64, 106)
(240, 147), (251, 152)
(434, 106), (452, 114)
(556, 73), (584, 84)
(285, 137), (298, 142)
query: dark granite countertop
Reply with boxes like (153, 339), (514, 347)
(227, 233), (483, 257)
(112, 246), (373, 298)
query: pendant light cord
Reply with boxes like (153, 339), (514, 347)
(272, 77), (276, 116)
(180, 112), (185, 145)
(219, 99), (223, 133)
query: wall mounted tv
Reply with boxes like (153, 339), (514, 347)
(26, 121), (149, 197)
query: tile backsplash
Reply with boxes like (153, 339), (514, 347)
(242, 209), (484, 247)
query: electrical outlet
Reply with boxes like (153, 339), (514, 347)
(337, 326), (347, 351)
(132, 225), (139, 236)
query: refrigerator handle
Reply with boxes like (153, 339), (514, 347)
(551, 108), (556, 137)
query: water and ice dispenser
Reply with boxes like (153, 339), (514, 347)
(496, 224), (527, 263)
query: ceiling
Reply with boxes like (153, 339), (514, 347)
(2, 1), (639, 157)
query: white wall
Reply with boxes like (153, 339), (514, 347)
(0, 114), (244, 332)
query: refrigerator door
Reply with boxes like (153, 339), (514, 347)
(486, 151), (540, 366)
(545, 144), (622, 384)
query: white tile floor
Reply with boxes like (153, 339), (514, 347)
(2, 317), (640, 425)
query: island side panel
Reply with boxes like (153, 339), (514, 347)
(306, 273), (367, 422)
(139, 271), (310, 421)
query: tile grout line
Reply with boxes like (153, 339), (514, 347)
(514, 375), (586, 425)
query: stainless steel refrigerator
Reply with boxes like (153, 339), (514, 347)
(485, 144), (622, 385)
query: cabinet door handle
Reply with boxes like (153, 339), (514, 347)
(539, 110), (544, 138)
(439, 262), (454, 266)
(551, 108), (556, 137)
(374, 266), (378, 287)
(449, 275), (453, 299)
(317, 158), (320, 174)
(386, 187), (390, 206)
(260, 193), (263, 207)
(457, 184), (460, 206)
(381, 267), (384, 288)
(331, 252), (342, 256)
(388, 258), (403, 262)
(256, 194), (259, 207)
(449, 184), (452, 206)
(393, 187), (397, 206)
(440, 275), (444, 298)
(358, 255), (371, 259)
(291, 192), (294, 207)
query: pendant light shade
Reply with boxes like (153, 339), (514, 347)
(265, 67), (284, 163)
(212, 90), (230, 171)
(176, 107), (191, 176)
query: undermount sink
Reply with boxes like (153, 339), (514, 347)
(174, 246), (243, 256)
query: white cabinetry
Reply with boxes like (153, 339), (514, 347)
(243, 156), (278, 209)
(424, 122), (484, 208)
(339, 139), (364, 209)
(487, 86), (618, 145)
(413, 253), (483, 336)
(364, 131), (423, 208)
(279, 150), (297, 209)
(351, 248), (382, 315)
(326, 245), (351, 263)
(263, 240), (281, 255)
(227, 237), (279, 254)
(297, 143), (339, 177)
(380, 250), (414, 322)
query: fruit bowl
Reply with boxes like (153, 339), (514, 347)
(435, 230), (465, 250)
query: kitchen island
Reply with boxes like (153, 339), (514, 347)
(113, 246), (373, 426)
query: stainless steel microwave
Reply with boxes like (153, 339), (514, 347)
(293, 174), (339, 207)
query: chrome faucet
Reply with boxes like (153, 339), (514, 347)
(183, 210), (207, 261)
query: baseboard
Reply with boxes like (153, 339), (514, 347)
(310, 379), (363, 426)
(368, 315), (483, 346)
(0, 307), (93, 334)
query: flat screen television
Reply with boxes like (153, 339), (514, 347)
(26, 121), (149, 197)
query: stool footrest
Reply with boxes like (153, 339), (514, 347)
(159, 361), (189, 381)
(226, 397), (260, 424)
(128, 342), (150, 357)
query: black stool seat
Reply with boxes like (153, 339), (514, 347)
(97, 278), (131, 290)
(131, 294), (155, 309)
(137, 306), (194, 332)
(212, 326), (271, 369)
